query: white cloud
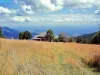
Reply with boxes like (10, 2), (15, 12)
(48, 14), (100, 24)
(21, 5), (34, 15)
(39, 0), (63, 11)
(15, 0), (100, 12)
(11, 16), (32, 22)
(16, 0), (64, 12)
(0, 6), (16, 15)
(1, 13), (100, 26)
(10, 14), (100, 25)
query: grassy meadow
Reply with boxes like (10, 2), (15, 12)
(0, 38), (100, 75)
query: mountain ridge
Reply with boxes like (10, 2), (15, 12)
(1, 26), (38, 39)
(1, 26), (98, 40)
(77, 32), (97, 40)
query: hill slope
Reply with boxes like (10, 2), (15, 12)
(78, 32), (97, 40)
(2, 26), (20, 39)
(0, 38), (100, 75)
(1, 26), (38, 39)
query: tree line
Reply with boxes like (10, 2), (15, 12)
(19, 29), (68, 42)
(76, 25), (100, 44)
(0, 26), (100, 44)
(76, 31), (100, 44)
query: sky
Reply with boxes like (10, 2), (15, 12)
(0, 0), (100, 32)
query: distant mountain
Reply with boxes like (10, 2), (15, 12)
(1, 26), (98, 39)
(2, 26), (20, 39)
(1, 26), (39, 39)
(13, 24), (98, 36)
(78, 32), (97, 40)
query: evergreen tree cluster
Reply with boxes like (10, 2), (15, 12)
(19, 31), (32, 40)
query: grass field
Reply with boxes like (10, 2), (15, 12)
(0, 38), (100, 75)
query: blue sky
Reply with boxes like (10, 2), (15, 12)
(0, 0), (100, 29)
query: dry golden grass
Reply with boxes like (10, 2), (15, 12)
(0, 38), (100, 75)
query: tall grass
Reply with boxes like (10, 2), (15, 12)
(0, 38), (100, 75)
(85, 52), (100, 72)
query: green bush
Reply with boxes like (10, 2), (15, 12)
(58, 33), (67, 42)
(76, 37), (90, 44)
(81, 39), (90, 44)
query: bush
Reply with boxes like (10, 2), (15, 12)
(76, 37), (90, 44)
(67, 37), (73, 42)
(54, 38), (59, 42)
(87, 54), (100, 72)
(58, 33), (67, 42)
(81, 39), (90, 44)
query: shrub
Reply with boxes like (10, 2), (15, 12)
(58, 33), (67, 42)
(54, 38), (59, 42)
(81, 39), (90, 44)
(67, 37), (73, 42)
(87, 53), (100, 72)
(76, 37), (90, 44)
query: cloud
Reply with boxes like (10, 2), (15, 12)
(1, 13), (100, 26)
(0, 6), (16, 15)
(11, 16), (32, 22)
(37, 0), (63, 12)
(8, 14), (100, 25)
(48, 14), (100, 24)
(15, 0), (64, 12)
(21, 5), (34, 15)
(15, 0), (100, 12)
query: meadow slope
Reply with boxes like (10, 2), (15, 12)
(0, 38), (100, 75)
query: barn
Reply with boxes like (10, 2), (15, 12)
(32, 32), (46, 41)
